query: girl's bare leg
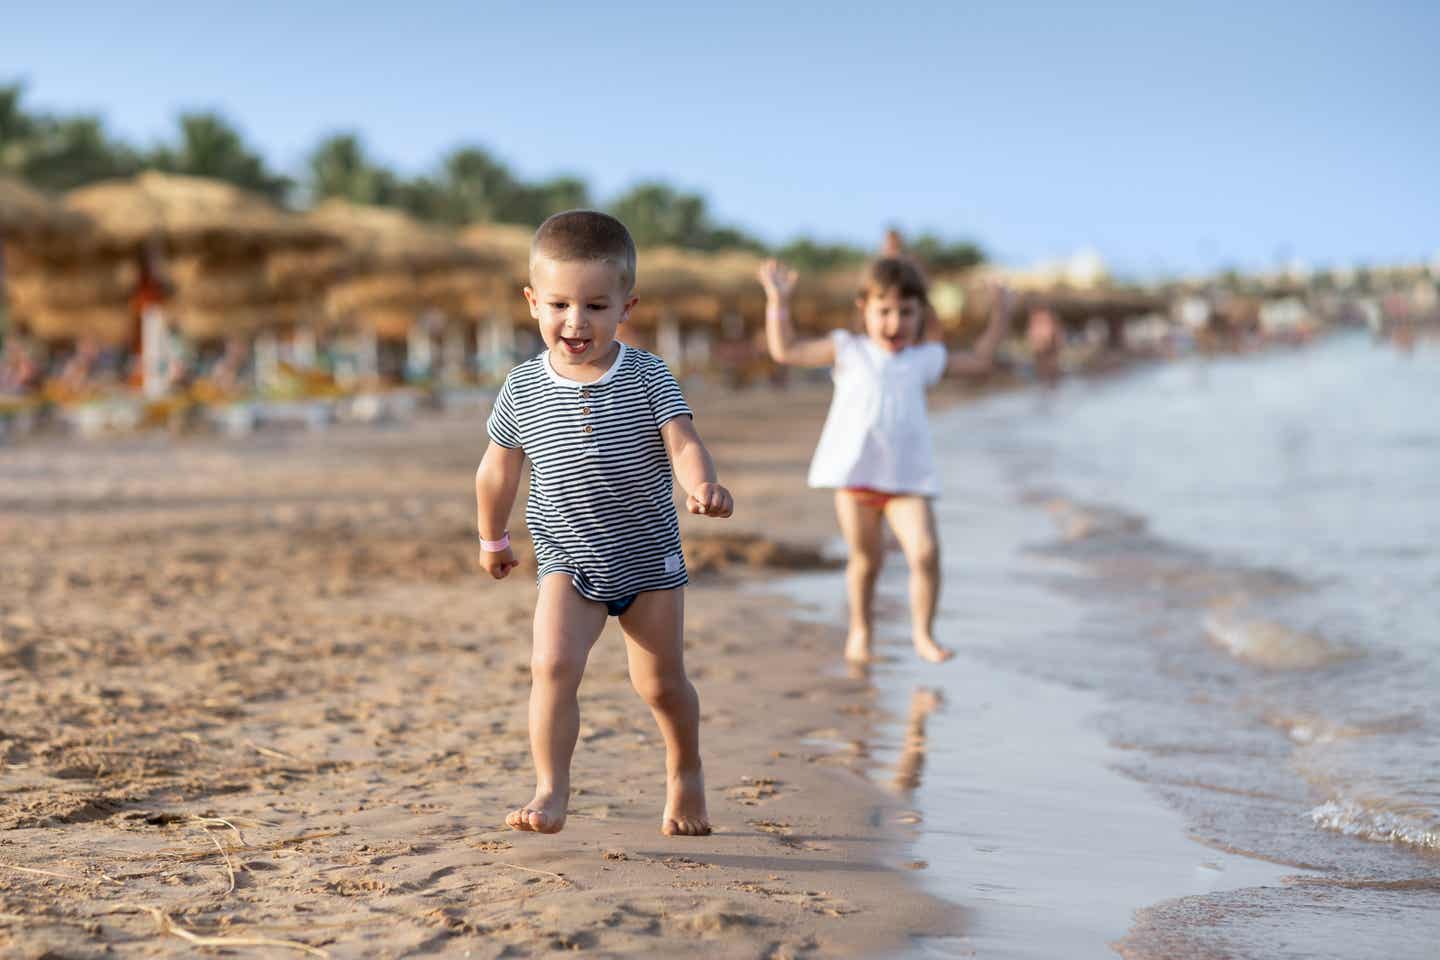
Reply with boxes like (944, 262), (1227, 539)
(883, 496), (952, 663)
(835, 491), (886, 662)
(619, 587), (710, 836)
(892, 686), (944, 792)
(507, 574), (608, 833)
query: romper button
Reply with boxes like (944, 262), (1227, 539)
(582, 424), (593, 434)
(581, 406), (591, 415)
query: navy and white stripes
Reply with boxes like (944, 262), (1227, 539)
(487, 343), (692, 602)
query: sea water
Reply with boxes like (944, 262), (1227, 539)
(783, 331), (1440, 958)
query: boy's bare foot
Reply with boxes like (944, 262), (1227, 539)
(914, 635), (954, 663)
(844, 629), (874, 663)
(505, 791), (568, 833)
(661, 767), (711, 836)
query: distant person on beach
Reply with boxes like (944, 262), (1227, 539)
(0, 322), (42, 395)
(1025, 305), (1062, 382)
(759, 257), (1010, 663)
(474, 211), (733, 836)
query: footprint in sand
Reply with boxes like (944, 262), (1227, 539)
(725, 776), (781, 806)
(660, 855), (712, 871)
(469, 838), (513, 852)
(728, 879), (857, 917)
(761, 935), (821, 959)
(750, 819), (832, 852)
(664, 904), (764, 937)
(325, 877), (393, 896)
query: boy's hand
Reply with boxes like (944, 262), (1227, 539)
(478, 545), (519, 579)
(686, 482), (733, 518)
(758, 259), (798, 301)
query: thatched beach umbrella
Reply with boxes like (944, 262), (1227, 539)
(64, 172), (330, 255)
(3, 246), (137, 344)
(9, 173), (336, 348)
(785, 265), (864, 334)
(64, 172), (339, 342)
(938, 263), (1167, 347)
(2, 172), (348, 406)
(1, 178), (97, 349)
(307, 201), (503, 325)
(308, 202), (506, 380)
(0, 177), (90, 241)
(459, 221), (535, 327)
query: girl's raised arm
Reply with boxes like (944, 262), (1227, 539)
(947, 283), (1013, 377)
(759, 259), (836, 367)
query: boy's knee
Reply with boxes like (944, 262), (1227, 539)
(632, 671), (690, 710)
(530, 649), (584, 686)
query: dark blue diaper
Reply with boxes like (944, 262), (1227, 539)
(605, 594), (638, 617)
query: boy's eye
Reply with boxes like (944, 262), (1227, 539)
(550, 302), (568, 310)
(587, 303), (607, 311)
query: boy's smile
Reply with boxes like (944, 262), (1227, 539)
(525, 257), (637, 378)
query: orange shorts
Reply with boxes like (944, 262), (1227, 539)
(843, 486), (898, 510)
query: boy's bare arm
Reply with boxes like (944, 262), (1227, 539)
(660, 416), (734, 518)
(475, 441), (526, 578)
(947, 284), (1012, 376)
(759, 259), (836, 367)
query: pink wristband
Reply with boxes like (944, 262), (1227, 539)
(479, 531), (510, 552)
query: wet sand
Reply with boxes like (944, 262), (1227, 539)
(0, 386), (956, 959)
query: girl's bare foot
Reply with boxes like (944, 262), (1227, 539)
(844, 629), (874, 663)
(505, 791), (568, 833)
(914, 634), (954, 663)
(661, 767), (711, 836)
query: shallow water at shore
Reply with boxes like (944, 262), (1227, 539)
(777, 332), (1440, 958)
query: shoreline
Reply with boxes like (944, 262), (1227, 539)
(0, 385), (958, 959)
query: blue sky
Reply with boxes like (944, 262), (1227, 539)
(5, 1), (1437, 276)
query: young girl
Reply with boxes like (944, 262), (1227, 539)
(758, 257), (1009, 664)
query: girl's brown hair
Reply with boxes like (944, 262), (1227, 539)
(859, 256), (930, 304)
(858, 256), (935, 335)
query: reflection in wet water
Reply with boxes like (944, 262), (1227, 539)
(892, 687), (943, 794)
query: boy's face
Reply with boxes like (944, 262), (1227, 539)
(859, 287), (925, 353)
(525, 257), (636, 373)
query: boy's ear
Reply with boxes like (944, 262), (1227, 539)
(621, 295), (639, 322)
(523, 286), (541, 320)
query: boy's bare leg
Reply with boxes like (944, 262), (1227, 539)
(508, 574), (608, 833)
(883, 496), (953, 663)
(835, 491), (885, 662)
(619, 588), (710, 836)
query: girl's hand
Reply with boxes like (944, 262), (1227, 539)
(478, 545), (519, 579)
(758, 259), (798, 301)
(989, 281), (1014, 315)
(686, 482), (734, 518)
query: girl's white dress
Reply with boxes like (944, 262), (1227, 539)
(807, 330), (947, 497)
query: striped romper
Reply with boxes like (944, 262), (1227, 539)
(486, 343), (692, 610)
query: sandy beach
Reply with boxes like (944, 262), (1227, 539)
(0, 384), (958, 959)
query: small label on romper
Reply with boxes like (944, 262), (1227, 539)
(664, 553), (682, 574)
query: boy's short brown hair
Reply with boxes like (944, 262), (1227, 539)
(859, 256), (931, 306)
(530, 210), (638, 293)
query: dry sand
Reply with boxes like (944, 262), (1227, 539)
(0, 385), (957, 959)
